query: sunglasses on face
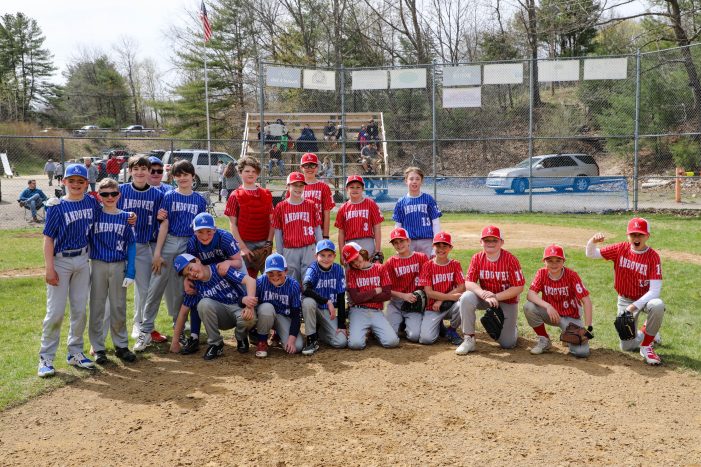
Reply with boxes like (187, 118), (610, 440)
(99, 191), (120, 198)
(150, 169), (164, 174)
(302, 164), (317, 169)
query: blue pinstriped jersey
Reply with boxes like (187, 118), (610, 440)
(256, 275), (302, 316)
(162, 191), (207, 237)
(153, 183), (173, 193)
(89, 210), (136, 262)
(43, 195), (100, 254)
(187, 229), (240, 265)
(183, 265), (246, 308)
(303, 262), (346, 310)
(392, 193), (442, 240)
(118, 183), (163, 244)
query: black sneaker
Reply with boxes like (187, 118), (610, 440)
(180, 337), (200, 355)
(115, 347), (137, 363)
(203, 343), (224, 360)
(237, 335), (249, 354)
(302, 337), (319, 356)
(178, 333), (188, 347)
(248, 329), (258, 345)
(95, 350), (108, 365)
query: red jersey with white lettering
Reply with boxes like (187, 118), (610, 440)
(466, 250), (525, 304)
(418, 259), (465, 309)
(346, 263), (391, 310)
(272, 198), (321, 248)
(600, 242), (662, 300)
(223, 186), (273, 242)
(334, 197), (384, 240)
(384, 252), (429, 294)
(529, 267), (589, 318)
(284, 181), (335, 212)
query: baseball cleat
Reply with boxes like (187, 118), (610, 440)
(255, 341), (269, 358)
(67, 352), (96, 369)
(455, 335), (476, 355)
(237, 335), (250, 354)
(203, 343), (224, 360)
(133, 332), (152, 352)
(640, 346), (662, 365)
(445, 328), (463, 346)
(94, 350), (108, 365)
(180, 336), (200, 355)
(150, 330), (168, 343)
(131, 323), (141, 339)
(302, 337), (320, 356)
(37, 358), (55, 378)
(115, 347), (137, 363)
(530, 336), (552, 355)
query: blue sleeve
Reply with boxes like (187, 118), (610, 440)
(43, 203), (61, 238)
(428, 195), (442, 219)
(183, 293), (199, 308)
(289, 307), (302, 337)
(18, 189), (28, 201)
(125, 241), (136, 279)
(221, 231), (240, 256)
(198, 193), (207, 213)
(256, 276), (265, 301)
(186, 236), (197, 255)
(303, 263), (318, 287)
(336, 265), (347, 293)
(224, 267), (246, 286)
(290, 280), (302, 308)
(392, 197), (403, 223)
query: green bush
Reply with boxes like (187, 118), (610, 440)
(670, 139), (701, 170)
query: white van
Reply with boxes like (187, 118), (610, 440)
(162, 149), (237, 189)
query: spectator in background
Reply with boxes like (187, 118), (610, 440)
(356, 125), (369, 150)
(296, 124), (319, 153)
(320, 156), (334, 181)
(106, 154), (121, 180)
(335, 124), (344, 147)
(18, 179), (48, 222)
(44, 158), (56, 186)
(269, 144), (285, 176)
(323, 121), (337, 149)
(85, 158), (98, 191)
(367, 118), (379, 141)
(221, 161), (242, 200)
(54, 161), (64, 183)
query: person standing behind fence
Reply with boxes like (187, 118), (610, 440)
(221, 161), (242, 200)
(85, 158), (98, 192)
(44, 159), (56, 186)
(54, 162), (64, 183)
(106, 154), (121, 181)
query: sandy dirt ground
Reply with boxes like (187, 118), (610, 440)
(1, 338), (700, 465)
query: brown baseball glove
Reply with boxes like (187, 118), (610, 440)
(560, 323), (593, 345)
(246, 244), (272, 274)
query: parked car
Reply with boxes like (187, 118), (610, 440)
(73, 125), (110, 137)
(162, 149), (236, 189)
(486, 153), (600, 194)
(120, 125), (155, 136)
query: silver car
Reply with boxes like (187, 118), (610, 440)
(486, 153), (600, 194)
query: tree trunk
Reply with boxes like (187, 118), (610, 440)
(667, 0), (701, 132)
(527, 0), (541, 106)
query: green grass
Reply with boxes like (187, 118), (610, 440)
(0, 230), (46, 271)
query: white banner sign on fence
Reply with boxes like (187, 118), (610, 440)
(0, 153), (12, 177)
(583, 58), (628, 80)
(303, 69), (336, 91)
(538, 59), (580, 82)
(442, 65), (481, 86)
(442, 87), (481, 108)
(389, 68), (427, 89)
(483, 63), (524, 84)
(266, 66), (301, 88)
(352, 70), (388, 90)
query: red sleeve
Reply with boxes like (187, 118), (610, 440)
(312, 201), (322, 227)
(334, 204), (345, 230)
(466, 254), (480, 283)
(452, 260), (465, 286)
(509, 254), (525, 287)
(369, 199), (384, 226)
(648, 253), (662, 280)
(570, 270), (590, 300)
(384, 259), (397, 285)
(529, 268), (545, 293)
(321, 184), (335, 210)
(418, 261), (432, 287)
(223, 190), (239, 217)
(380, 265), (392, 287)
(264, 190), (274, 215)
(271, 203), (283, 229)
(600, 243), (620, 261)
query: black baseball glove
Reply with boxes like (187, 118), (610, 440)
(400, 290), (427, 314)
(480, 306), (505, 341)
(371, 251), (384, 264)
(614, 311), (636, 340)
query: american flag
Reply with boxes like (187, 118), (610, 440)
(200, 1), (212, 42)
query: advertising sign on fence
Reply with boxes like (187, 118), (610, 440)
(538, 59), (580, 82)
(483, 63), (524, 84)
(442, 65), (481, 86)
(583, 58), (628, 80)
(303, 69), (336, 91)
(442, 87), (481, 108)
(389, 69), (427, 89)
(352, 70), (388, 90)
(266, 66), (301, 88)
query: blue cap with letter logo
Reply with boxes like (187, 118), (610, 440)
(193, 213), (216, 231)
(315, 239), (336, 254)
(174, 253), (196, 275)
(64, 164), (88, 179)
(148, 156), (164, 166)
(264, 253), (287, 273)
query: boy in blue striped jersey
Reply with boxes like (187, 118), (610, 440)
(88, 178), (137, 364)
(392, 167), (442, 257)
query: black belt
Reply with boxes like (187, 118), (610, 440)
(57, 247), (88, 258)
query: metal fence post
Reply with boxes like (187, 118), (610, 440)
(633, 49), (641, 211)
(170, 138), (174, 155)
(258, 58), (266, 187)
(431, 61), (438, 201)
(340, 64), (346, 198)
(528, 59), (534, 213)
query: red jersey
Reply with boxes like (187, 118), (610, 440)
(529, 267), (589, 318)
(600, 242), (662, 300)
(347, 263), (391, 310)
(272, 198), (321, 248)
(466, 250), (525, 304)
(384, 252), (429, 294)
(334, 197), (384, 240)
(284, 181), (335, 212)
(418, 259), (465, 310)
(224, 186), (273, 242)
(106, 158), (121, 175)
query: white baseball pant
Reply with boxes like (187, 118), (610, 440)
(348, 306), (399, 350)
(89, 260), (129, 351)
(523, 302), (590, 357)
(617, 296), (665, 351)
(256, 303), (304, 352)
(411, 239), (433, 257)
(385, 299), (422, 342)
(282, 244), (316, 284)
(301, 297), (347, 348)
(419, 301), (461, 344)
(459, 291), (519, 349)
(198, 298), (257, 346)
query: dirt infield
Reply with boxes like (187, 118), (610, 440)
(1, 338), (700, 465)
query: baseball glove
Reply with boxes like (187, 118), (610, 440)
(439, 300), (456, 313)
(371, 251), (384, 264)
(246, 244), (272, 274)
(560, 323), (593, 345)
(400, 290), (427, 314)
(480, 306), (505, 341)
(614, 311), (636, 340)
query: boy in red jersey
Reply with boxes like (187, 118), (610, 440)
(224, 157), (274, 277)
(335, 175), (383, 257)
(296, 153), (335, 239)
(384, 228), (429, 340)
(586, 217), (664, 365)
(524, 245), (593, 357)
(272, 172), (322, 283)
(456, 225), (525, 355)
(418, 231), (465, 345)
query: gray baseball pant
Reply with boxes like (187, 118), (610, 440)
(419, 301), (461, 344)
(617, 296), (665, 351)
(302, 297), (347, 348)
(282, 244), (316, 284)
(348, 306), (400, 350)
(40, 251), (91, 360)
(133, 242), (153, 329)
(89, 260), (128, 351)
(523, 302), (589, 357)
(411, 239), (433, 257)
(352, 237), (376, 257)
(256, 303), (304, 352)
(459, 291), (519, 349)
(140, 235), (188, 333)
(198, 298), (256, 346)
(386, 299), (422, 342)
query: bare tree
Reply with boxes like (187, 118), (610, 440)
(113, 36), (142, 124)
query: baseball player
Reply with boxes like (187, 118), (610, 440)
(417, 231), (465, 345)
(147, 156), (174, 194)
(254, 254), (304, 357)
(272, 172), (322, 283)
(224, 156), (274, 277)
(88, 178), (137, 365)
(392, 167), (442, 257)
(136, 160), (207, 352)
(456, 225), (525, 355)
(585, 217), (665, 365)
(384, 228), (429, 341)
(169, 254), (257, 360)
(335, 175), (384, 258)
(301, 239), (347, 355)
(39, 164), (101, 377)
(285, 153), (336, 239)
(344, 242), (399, 350)
(524, 244), (593, 357)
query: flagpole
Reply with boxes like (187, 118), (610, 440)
(204, 43), (212, 192)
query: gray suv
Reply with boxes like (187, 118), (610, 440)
(486, 153), (600, 194)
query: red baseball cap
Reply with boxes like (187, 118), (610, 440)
(432, 231), (453, 246)
(286, 172), (307, 185)
(627, 217), (650, 236)
(389, 227), (409, 243)
(342, 242), (362, 263)
(542, 244), (566, 261)
(300, 153), (319, 165)
(481, 225), (502, 240)
(346, 175), (364, 187)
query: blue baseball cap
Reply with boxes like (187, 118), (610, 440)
(193, 213), (216, 231)
(264, 253), (287, 273)
(149, 156), (164, 166)
(174, 253), (196, 275)
(64, 164), (88, 179)
(315, 239), (336, 254)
